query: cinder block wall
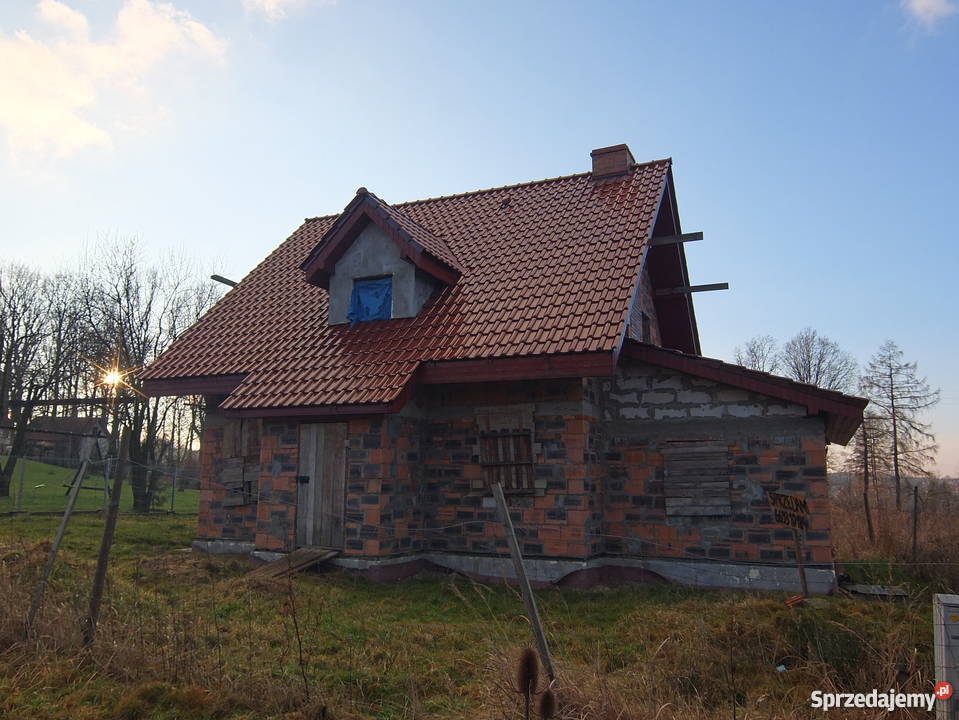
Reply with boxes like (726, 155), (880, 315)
(253, 421), (300, 551)
(196, 412), (257, 544)
(196, 358), (834, 571)
(343, 415), (426, 557)
(589, 360), (833, 566)
(407, 378), (598, 560)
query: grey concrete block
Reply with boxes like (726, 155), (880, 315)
(690, 404), (725, 418)
(652, 376), (684, 390)
(192, 539), (256, 555)
(728, 404), (763, 418)
(642, 391), (675, 404)
(766, 404), (806, 416)
(654, 408), (687, 420)
(618, 376), (649, 391)
(677, 390), (712, 404)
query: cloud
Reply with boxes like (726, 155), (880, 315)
(901, 0), (958, 27)
(244, 0), (335, 22)
(0, 0), (226, 163)
(38, 0), (90, 40)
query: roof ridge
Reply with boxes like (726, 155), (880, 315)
(303, 156), (673, 222)
(396, 156), (673, 208)
(365, 189), (450, 238)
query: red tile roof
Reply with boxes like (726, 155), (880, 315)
(301, 188), (463, 288)
(142, 159), (672, 410)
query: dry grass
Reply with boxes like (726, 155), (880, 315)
(0, 508), (949, 720)
(831, 478), (959, 591)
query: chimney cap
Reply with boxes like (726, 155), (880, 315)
(590, 144), (636, 179)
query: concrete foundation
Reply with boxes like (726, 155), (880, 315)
(192, 539), (255, 554)
(192, 539), (835, 594)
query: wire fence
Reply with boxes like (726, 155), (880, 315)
(1, 455), (959, 719)
(0, 454), (200, 515)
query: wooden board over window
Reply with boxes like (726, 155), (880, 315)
(662, 441), (731, 517)
(476, 404), (536, 493)
(220, 418), (261, 507)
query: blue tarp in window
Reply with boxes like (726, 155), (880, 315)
(347, 276), (392, 326)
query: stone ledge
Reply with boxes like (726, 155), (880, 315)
(192, 539), (255, 555)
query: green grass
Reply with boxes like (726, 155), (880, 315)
(0, 457), (199, 514)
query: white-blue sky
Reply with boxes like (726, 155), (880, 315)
(1, 0), (957, 473)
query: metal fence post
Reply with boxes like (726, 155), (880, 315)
(934, 593), (959, 720)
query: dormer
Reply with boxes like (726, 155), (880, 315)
(301, 188), (463, 325)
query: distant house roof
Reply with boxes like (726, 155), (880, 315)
(142, 158), (674, 411)
(26, 416), (108, 440)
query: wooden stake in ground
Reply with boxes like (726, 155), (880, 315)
(15, 458), (26, 513)
(83, 427), (129, 646)
(792, 529), (809, 598)
(25, 459), (90, 632)
(492, 482), (556, 681)
(912, 484), (920, 564)
(767, 491), (810, 596)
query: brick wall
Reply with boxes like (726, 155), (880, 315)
(590, 359), (833, 566)
(197, 358), (834, 571)
(342, 415), (426, 557)
(401, 378), (597, 560)
(626, 267), (662, 345)
(196, 416), (257, 543)
(254, 421), (300, 551)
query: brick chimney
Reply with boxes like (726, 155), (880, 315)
(590, 144), (635, 179)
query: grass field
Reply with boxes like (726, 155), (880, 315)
(0, 508), (943, 720)
(0, 457), (199, 514)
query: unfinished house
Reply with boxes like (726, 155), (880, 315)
(142, 144), (866, 592)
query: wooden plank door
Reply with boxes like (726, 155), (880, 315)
(296, 423), (347, 548)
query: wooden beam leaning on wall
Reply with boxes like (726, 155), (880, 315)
(654, 282), (729, 297)
(649, 231), (704, 247)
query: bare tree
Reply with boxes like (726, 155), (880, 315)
(778, 327), (858, 393)
(734, 335), (779, 373)
(843, 412), (893, 543)
(0, 267), (84, 495)
(80, 239), (221, 512)
(861, 340), (939, 509)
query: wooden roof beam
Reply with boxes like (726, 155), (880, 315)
(649, 231), (703, 247)
(654, 282), (729, 298)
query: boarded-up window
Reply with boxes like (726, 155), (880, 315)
(220, 418), (261, 506)
(476, 405), (536, 493)
(662, 441), (731, 517)
(480, 431), (534, 491)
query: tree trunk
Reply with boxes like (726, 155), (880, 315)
(890, 368), (901, 510)
(0, 406), (33, 497)
(862, 425), (875, 544)
(129, 458), (152, 512)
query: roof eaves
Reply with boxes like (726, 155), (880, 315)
(621, 340), (867, 444)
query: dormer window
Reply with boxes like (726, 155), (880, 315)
(299, 187), (463, 326)
(347, 276), (392, 325)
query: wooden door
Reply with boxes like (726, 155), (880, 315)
(296, 423), (347, 548)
